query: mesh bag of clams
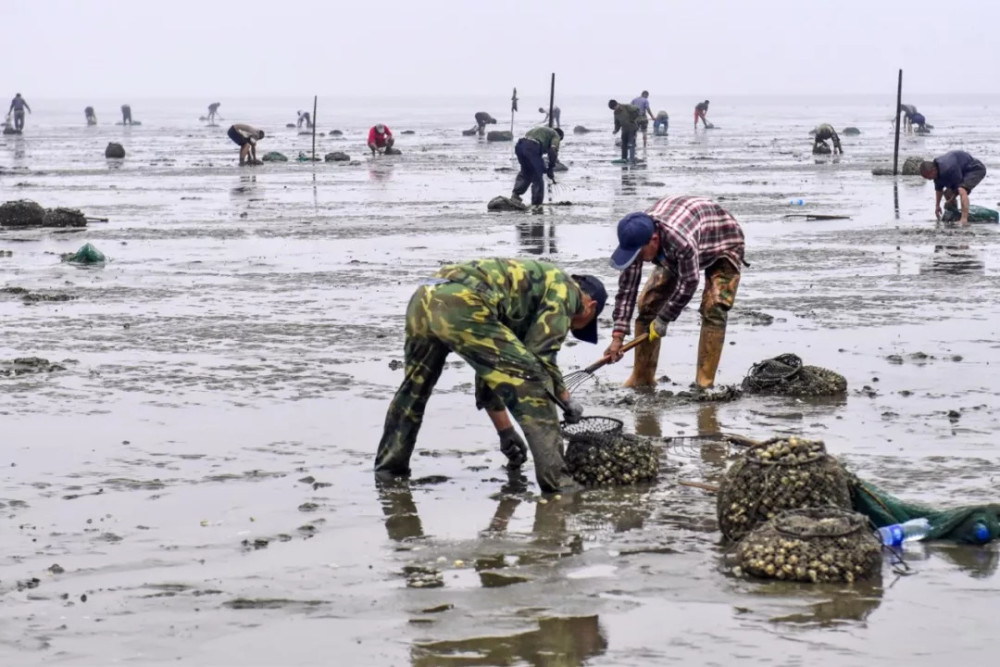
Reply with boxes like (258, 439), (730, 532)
(561, 417), (659, 487)
(731, 508), (882, 583)
(741, 353), (847, 397)
(717, 436), (851, 541)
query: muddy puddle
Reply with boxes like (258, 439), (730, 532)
(1, 95), (999, 664)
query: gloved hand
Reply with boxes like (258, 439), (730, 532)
(563, 397), (584, 424)
(648, 316), (669, 343)
(546, 169), (555, 181)
(498, 427), (528, 468)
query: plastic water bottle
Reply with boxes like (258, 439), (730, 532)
(972, 521), (990, 544)
(789, 199), (805, 206)
(876, 517), (931, 547)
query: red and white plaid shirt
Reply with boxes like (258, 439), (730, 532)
(612, 196), (745, 336)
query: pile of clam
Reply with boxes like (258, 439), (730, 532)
(717, 437), (851, 540)
(565, 433), (659, 487)
(732, 508), (882, 583)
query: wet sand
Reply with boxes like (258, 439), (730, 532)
(1, 96), (999, 665)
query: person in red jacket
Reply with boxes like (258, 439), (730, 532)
(368, 124), (394, 155)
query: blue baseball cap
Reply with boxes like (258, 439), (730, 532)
(609, 212), (655, 270)
(570, 274), (607, 344)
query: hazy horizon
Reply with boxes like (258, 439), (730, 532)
(7, 0), (999, 99)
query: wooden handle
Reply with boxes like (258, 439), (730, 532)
(582, 334), (649, 374)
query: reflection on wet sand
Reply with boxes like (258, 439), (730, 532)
(370, 163), (395, 184)
(231, 174), (258, 197)
(412, 614), (607, 667)
(516, 219), (557, 255)
(767, 583), (885, 626)
(919, 244), (985, 276)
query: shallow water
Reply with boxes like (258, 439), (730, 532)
(1, 95), (999, 665)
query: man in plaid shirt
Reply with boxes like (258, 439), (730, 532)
(606, 195), (746, 389)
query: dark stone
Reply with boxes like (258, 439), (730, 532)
(329, 130), (343, 136)
(285, 123), (296, 128)
(812, 143), (832, 155)
(572, 125), (592, 134)
(461, 128), (478, 136)
(384, 147), (402, 156)
(871, 167), (893, 176)
(401, 130), (415, 135)
(0, 200), (45, 227)
(2, 127), (20, 136)
(478, 571), (531, 588)
(42, 207), (87, 228)
(901, 156), (924, 176)
(842, 127), (861, 136)
(486, 130), (513, 142)
(104, 142), (125, 159)
(261, 151), (288, 162)
(487, 196), (527, 212)
(0, 357), (66, 377)
(324, 151), (350, 162)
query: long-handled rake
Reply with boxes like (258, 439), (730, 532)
(563, 334), (648, 393)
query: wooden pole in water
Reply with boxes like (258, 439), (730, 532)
(547, 73), (555, 128)
(892, 69), (902, 175)
(311, 95), (318, 162)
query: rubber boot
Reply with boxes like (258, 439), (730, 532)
(695, 326), (726, 389)
(520, 420), (580, 494)
(624, 319), (660, 388)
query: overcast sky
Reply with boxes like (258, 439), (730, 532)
(7, 0), (998, 99)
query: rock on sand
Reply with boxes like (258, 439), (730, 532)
(105, 142), (126, 159)
(325, 152), (350, 162)
(487, 131), (513, 142)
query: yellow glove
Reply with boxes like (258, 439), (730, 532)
(648, 316), (668, 343)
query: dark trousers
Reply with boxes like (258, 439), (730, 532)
(513, 139), (546, 206)
(13, 110), (24, 131)
(621, 126), (636, 161)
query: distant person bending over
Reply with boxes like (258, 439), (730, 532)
(8, 93), (31, 131)
(694, 100), (710, 128)
(227, 123), (265, 165)
(920, 150), (987, 225)
(121, 104), (133, 125)
(812, 123), (843, 155)
(207, 102), (222, 123)
(473, 111), (497, 136)
(368, 124), (394, 155)
(653, 110), (669, 136)
(85, 106), (97, 126)
(609, 99), (641, 163)
(539, 106), (561, 128)
(512, 125), (564, 208)
(631, 91), (656, 148)
(909, 111), (929, 133)
(297, 110), (313, 129)
(899, 104), (919, 133)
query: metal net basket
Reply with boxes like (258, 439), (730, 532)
(717, 437), (852, 541)
(731, 507), (882, 584)
(560, 416), (624, 440)
(560, 417), (656, 487)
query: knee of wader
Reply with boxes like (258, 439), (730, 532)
(700, 305), (729, 330)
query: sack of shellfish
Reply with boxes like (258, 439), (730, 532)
(561, 417), (659, 487)
(742, 353), (847, 397)
(717, 436), (851, 541)
(731, 508), (882, 584)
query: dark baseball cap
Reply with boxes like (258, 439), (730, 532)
(570, 274), (607, 344)
(609, 212), (655, 270)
